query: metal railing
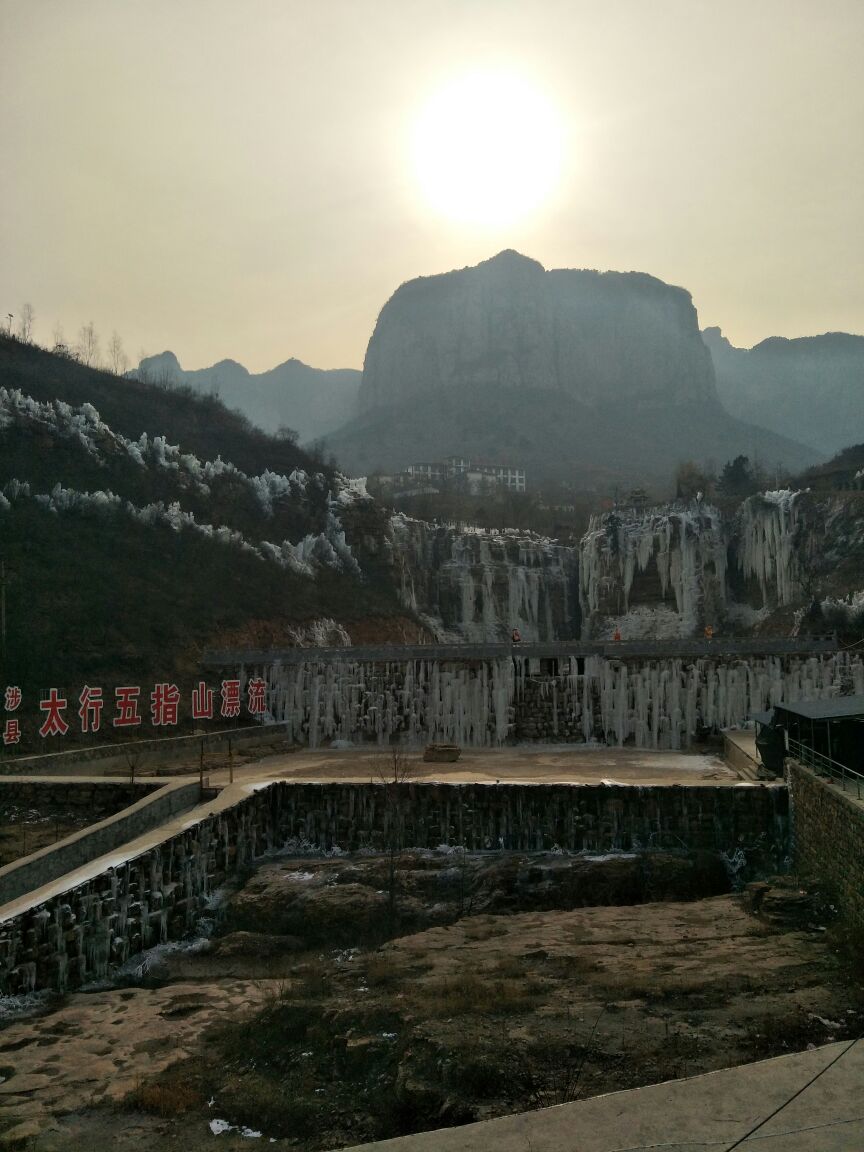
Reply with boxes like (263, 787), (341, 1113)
(202, 634), (839, 667)
(787, 737), (864, 799)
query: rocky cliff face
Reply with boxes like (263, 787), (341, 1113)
(361, 250), (716, 411)
(328, 253), (815, 485)
(389, 513), (580, 642)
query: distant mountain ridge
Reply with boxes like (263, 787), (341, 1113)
(703, 327), (864, 455)
(132, 350), (361, 444)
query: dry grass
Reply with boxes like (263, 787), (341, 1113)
(123, 1078), (204, 1118)
(363, 952), (402, 988)
(463, 922), (508, 942)
(415, 973), (545, 1017)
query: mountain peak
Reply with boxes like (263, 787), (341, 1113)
(478, 249), (545, 274)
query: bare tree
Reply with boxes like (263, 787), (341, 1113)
(371, 747), (416, 932)
(17, 303), (34, 343)
(107, 331), (129, 376)
(137, 350), (151, 384)
(52, 320), (66, 353)
(77, 321), (100, 367)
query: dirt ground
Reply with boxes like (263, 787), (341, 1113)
(206, 745), (743, 788)
(0, 817), (90, 869)
(0, 854), (861, 1152)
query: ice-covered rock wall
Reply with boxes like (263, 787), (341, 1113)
(261, 651), (862, 751)
(738, 490), (803, 606)
(267, 656), (516, 747)
(579, 503), (727, 639)
(389, 514), (579, 642)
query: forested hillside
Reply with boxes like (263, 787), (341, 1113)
(0, 338), (408, 746)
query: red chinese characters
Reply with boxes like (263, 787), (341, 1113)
(151, 682), (181, 726)
(220, 679), (241, 718)
(6, 679), (234, 741)
(113, 686), (142, 728)
(78, 685), (104, 734)
(247, 677), (267, 715)
(39, 689), (69, 738)
(191, 681), (214, 720)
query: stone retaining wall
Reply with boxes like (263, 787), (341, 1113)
(0, 780), (789, 996)
(268, 782), (788, 859)
(0, 787), (269, 995)
(787, 759), (864, 929)
(0, 780), (202, 908)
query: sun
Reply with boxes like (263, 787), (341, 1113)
(411, 70), (564, 228)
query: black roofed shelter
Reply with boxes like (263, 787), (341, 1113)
(772, 694), (864, 795)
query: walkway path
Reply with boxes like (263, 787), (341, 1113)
(343, 1039), (864, 1151)
(203, 636), (838, 666)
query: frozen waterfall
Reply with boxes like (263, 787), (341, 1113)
(261, 651), (861, 751)
(389, 514), (579, 642)
(579, 502), (727, 639)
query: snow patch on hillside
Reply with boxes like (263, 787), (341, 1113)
(0, 388), (371, 577)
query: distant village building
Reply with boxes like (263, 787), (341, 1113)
(405, 462), (447, 484)
(400, 457), (527, 494)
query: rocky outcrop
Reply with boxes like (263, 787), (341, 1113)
(329, 253), (815, 484)
(361, 250), (716, 410)
(579, 502), (727, 638)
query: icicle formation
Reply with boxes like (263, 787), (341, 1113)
(0, 480), (359, 578)
(0, 386), (368, 576)
(262, 651), (862, 750)
(578, 502), (727, 638)
(267, 657), (516, 747)
(389, 514), (579, 642)
(738, 490), (803, 606)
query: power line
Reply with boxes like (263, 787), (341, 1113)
(722, 1037), (860, 1151)
(600, 1039), (862, 1152)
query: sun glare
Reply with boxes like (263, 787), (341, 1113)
(412, 70), (564, 228)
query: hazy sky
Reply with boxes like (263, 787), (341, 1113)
(2, 0), (863, 372)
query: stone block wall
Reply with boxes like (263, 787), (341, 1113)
(0, 780), (789, 996)
(269, 781), (788, 860)
(787, 759), (864, 928)
(0, 780), (202, 907)
(0, 787), (272, 996)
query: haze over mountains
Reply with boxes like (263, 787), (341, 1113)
(133, 350), (360, 444)
(133, 252), (864, 488)
(704, 328), (864, 456)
